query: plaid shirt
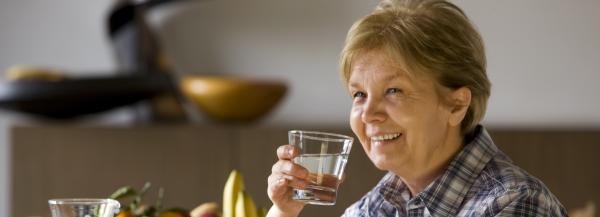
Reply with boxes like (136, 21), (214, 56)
(342, 125), (568, 217)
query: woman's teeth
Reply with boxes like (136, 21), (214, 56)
(371, 133), (401, 141)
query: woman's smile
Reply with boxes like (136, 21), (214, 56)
(370, 132), (402, 147)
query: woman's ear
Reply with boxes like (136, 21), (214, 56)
(448, 87), (471, 127)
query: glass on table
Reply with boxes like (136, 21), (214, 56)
(48, 198), (120, 217)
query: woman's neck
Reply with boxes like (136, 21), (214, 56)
(397, 127), (464, 197)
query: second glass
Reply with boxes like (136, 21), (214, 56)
(289, 130), (353, 205)
(48, 199), (120, 217)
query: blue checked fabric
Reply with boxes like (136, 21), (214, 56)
(342, 125), (568, 217)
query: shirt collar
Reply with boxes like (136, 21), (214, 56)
(377, 125), (499, 216)
(418, 125), (498, 216)
(377, 172), (411, 208)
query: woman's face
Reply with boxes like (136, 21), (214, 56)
(348, 50), (456, 175)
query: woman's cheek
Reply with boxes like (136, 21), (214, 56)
(350, 105), (363, 122)
(349, 107), (365, 139)
(350, 106), (361, 121)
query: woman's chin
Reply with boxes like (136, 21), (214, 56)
(368, 150), (407, 172)
(373, 162), (390, 171)
(369, 155), (394, 171)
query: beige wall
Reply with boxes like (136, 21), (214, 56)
(2, 1), (600, 216)
(1, 0), (599, 126)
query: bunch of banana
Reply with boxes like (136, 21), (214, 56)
(222, 170), (267, 217)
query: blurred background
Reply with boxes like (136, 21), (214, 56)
(0, 0), (599, 216)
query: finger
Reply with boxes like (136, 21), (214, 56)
(267, 174), (289, 199)
(267, 173), (309, 201)
(268, 173), (309, 191)
(283, 175), (309, 189)
(272, 160), (309, 179)
(276, 145), (300, 160)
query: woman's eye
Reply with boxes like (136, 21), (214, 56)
(386, 88), (403, 94)
(353, 91), (366, 98)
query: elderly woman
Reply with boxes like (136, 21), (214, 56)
(267, 0), (567, 216)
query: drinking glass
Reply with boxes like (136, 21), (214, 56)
(289, 130), (353, 205)
(48, 198), (120, 217)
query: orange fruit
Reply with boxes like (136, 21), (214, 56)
(116, 211), (133, 217)
(159, 209), (191, 217)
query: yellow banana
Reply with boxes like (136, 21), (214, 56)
(235, 191), (257, 217)
(223, 170), (244, 217)
(256, 207), (267, 217)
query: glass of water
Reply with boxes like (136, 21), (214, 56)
(48, 199), (120, 217)
(288, 130), (354, 205)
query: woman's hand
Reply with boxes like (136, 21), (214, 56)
(266, 145), (309, 217)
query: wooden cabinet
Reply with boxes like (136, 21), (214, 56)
(11, 124), (600, 216)
(11, 124), (384, 217)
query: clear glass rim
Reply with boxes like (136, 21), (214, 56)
(289, 130), (354, 142)
(48, 198), (120, 207)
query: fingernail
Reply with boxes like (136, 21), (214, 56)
(288, 148), (294, 156)
(278, 178), (286, 185)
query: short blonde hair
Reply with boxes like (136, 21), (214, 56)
(340, 0), (491, 135)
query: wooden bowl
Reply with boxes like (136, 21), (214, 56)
(180, 76), (287, 122)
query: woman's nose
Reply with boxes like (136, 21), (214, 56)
(361, 97), (385, 123)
